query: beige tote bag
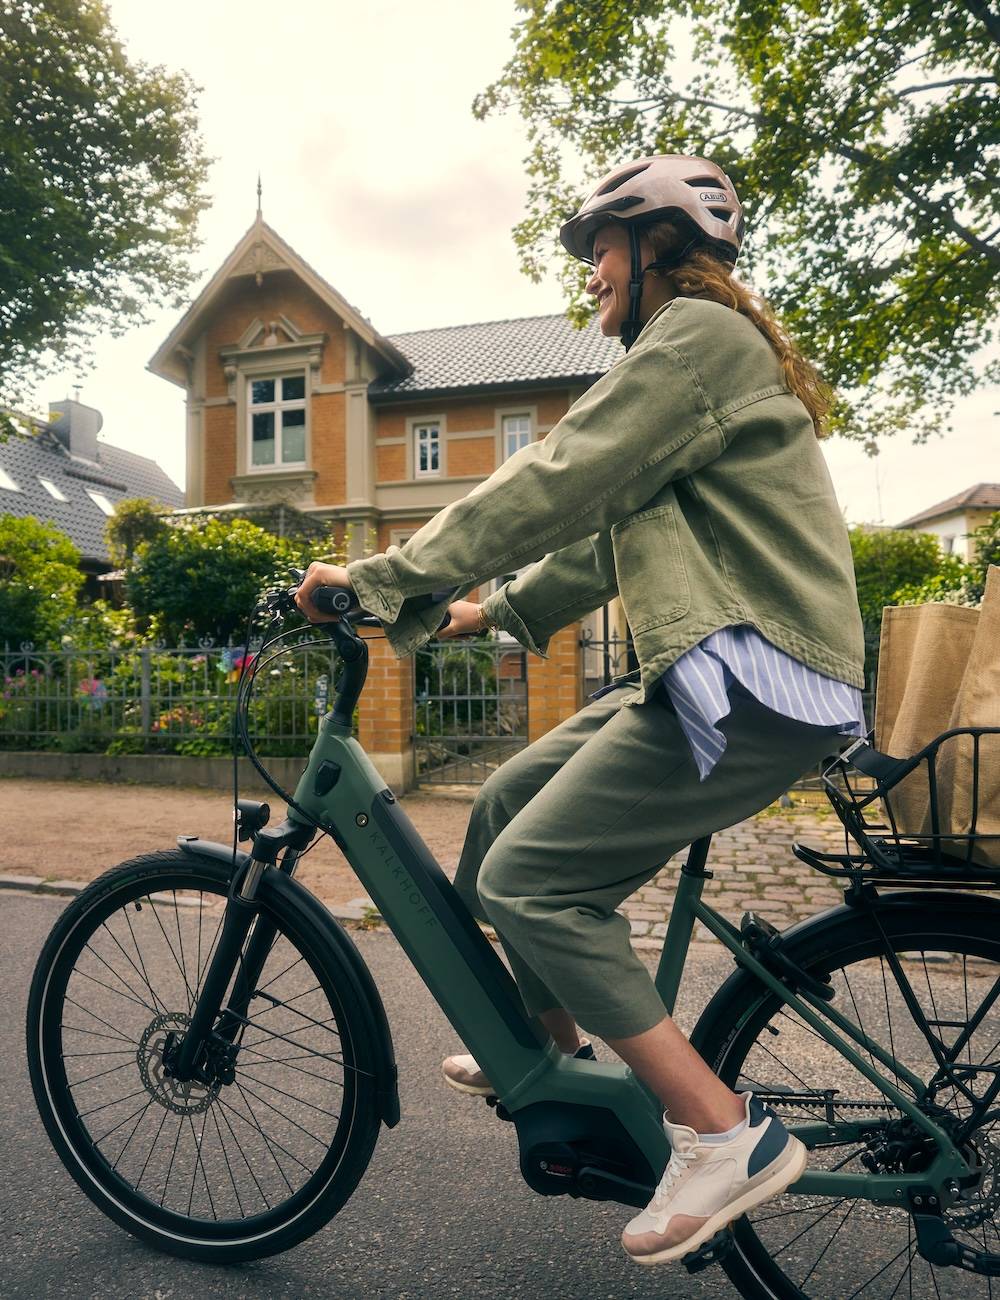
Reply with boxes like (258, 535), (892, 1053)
(873, 563), (1000, 867)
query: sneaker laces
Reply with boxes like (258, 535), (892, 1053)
(650, 1145), (699, 1210)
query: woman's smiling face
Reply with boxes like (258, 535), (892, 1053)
(585, 222), (672, 337)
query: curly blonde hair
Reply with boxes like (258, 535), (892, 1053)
(645, 221), (833, 440)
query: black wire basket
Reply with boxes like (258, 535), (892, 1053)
(792, 725), (1000, 887)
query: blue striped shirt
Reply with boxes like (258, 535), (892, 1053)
(662, 624), (866, 781)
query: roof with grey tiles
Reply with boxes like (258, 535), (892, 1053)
(896, 483), (1000, 528)
(371, 313), (622, 399)
(0, 426), (184, 565)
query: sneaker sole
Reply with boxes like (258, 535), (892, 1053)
(441, 1066), (494, 1097)
(623, 1135), (809, 1267)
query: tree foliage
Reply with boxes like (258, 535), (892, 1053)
(0, 513), (84, 648)
(475, 0), (1000, 451)
(104, 497), (169, 569)
(894, 509), (1000, 605)
(847, 524), (946, 680)
(125, 515), (348, 643)
(0, 0), (210, 422)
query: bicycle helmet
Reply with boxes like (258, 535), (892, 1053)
(559, 154), (745, 349)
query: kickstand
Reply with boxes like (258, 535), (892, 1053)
(682, 1228), (735, 1274)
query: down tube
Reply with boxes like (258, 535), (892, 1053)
(289, 720), (552, 1097)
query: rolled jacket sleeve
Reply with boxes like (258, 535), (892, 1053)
(479, 531), (618, 658)
(346, 323), (724, 658)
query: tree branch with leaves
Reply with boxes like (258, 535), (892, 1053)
(0, 0), (210, 437)
(474, 0), (1000, 451)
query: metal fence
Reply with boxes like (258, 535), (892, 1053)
(0, 637), (337, 757)
(414, 636), (529, 784)
(579, 628), (876, 793)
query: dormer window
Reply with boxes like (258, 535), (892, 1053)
(86, 489), (115, 516)
(249, 373), (307, 468)
(38, 476), (68, 501)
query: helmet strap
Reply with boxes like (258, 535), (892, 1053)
(619, 225), (645, 352)
(618, 232), (701, 352)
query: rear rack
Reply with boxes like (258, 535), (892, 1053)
(793, 726), (1000, 887)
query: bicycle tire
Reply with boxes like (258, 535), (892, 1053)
(691, 892), (1000, 1299)
(26, 849), (383, 1263)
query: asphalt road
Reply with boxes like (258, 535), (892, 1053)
(2, 890), (738, 1300)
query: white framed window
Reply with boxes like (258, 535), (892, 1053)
(248, 373), (307, 468)
(414, 422), (440, 477)
(502, 413), (532, 460)
(0, 466), (21, 492)
(38, 476), (67, 501)
(86, 489), (115, 516)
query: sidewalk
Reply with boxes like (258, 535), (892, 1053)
(1, 776), (849, 947)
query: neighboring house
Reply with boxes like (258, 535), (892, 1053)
(0, 400), (185, 597)
(896, 483), (1000, 560)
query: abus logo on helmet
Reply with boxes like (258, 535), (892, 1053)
(700, 191), (728, 202)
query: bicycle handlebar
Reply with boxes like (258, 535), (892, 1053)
(311, 583), (452, 631)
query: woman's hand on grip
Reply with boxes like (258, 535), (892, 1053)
(436, 600), (486, 639)
(294, 561), (353, 622)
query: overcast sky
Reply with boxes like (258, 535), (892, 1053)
(30, 0), (998, 528)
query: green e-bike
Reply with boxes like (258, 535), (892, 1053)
(26, 580), (1000, 1297)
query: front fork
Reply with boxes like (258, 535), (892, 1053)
(169, 817), (314, 1084)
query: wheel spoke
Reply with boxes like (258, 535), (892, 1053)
(32, 861), (379, 1255)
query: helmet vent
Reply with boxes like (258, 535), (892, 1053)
(595, 164), (650, 195)
(708, 207), (732, 220)
(685, 176), (725, 187)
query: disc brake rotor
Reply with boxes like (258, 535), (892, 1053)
(136, 1012), (220, 1116)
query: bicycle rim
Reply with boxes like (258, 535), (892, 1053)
(28, 854), (378, 1259)
(701, 904), (1000, 1298)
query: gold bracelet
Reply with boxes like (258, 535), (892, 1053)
(475, 604), (493, 633)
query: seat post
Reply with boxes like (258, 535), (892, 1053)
(653, 835), (713, 1016)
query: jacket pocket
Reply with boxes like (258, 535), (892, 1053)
(611, 503), (690, 631)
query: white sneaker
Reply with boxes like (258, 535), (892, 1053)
(441, 1039), (596, 1095)
(621, 1091), (807, 1266)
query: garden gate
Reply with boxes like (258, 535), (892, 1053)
(414, 636), (528, 784)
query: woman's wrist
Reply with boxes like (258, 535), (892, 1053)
(475, 603), (495, 633)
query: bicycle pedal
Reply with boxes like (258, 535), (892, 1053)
(682, 1227), (735, 1274)
(484, 1094), (513, 1122)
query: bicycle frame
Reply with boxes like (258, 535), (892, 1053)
(177, 614), (980, 1215)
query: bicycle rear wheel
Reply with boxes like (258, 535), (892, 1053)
(26, 850), (383, 1262)
(693, 894), (1000, 1299)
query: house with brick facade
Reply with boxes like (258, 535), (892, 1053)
(148, 210), (630, 788)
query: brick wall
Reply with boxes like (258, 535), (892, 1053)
(357, 626), (415, 790)
(200, 272), (348, 504)
(526, 624), (583, 743)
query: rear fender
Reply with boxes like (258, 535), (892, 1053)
(690, 889), (1000, 1059)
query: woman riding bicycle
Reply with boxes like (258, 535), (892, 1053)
(295, 153), (867, 1267)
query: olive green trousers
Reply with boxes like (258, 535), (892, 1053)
(452, 679), (844, 1040)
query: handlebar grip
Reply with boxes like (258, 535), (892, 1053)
(313, 585), (358, 615)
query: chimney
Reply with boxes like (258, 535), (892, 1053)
(49, 399), (102, 463)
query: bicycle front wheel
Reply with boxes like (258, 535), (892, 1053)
(693, 893), (1000, 1299)
(26, 850), (383, 1263)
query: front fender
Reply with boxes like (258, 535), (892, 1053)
(262, 868), (400, 1129)
(177, 835), (400, 1129)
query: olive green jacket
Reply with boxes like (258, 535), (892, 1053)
(344, 296), (866, 706)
